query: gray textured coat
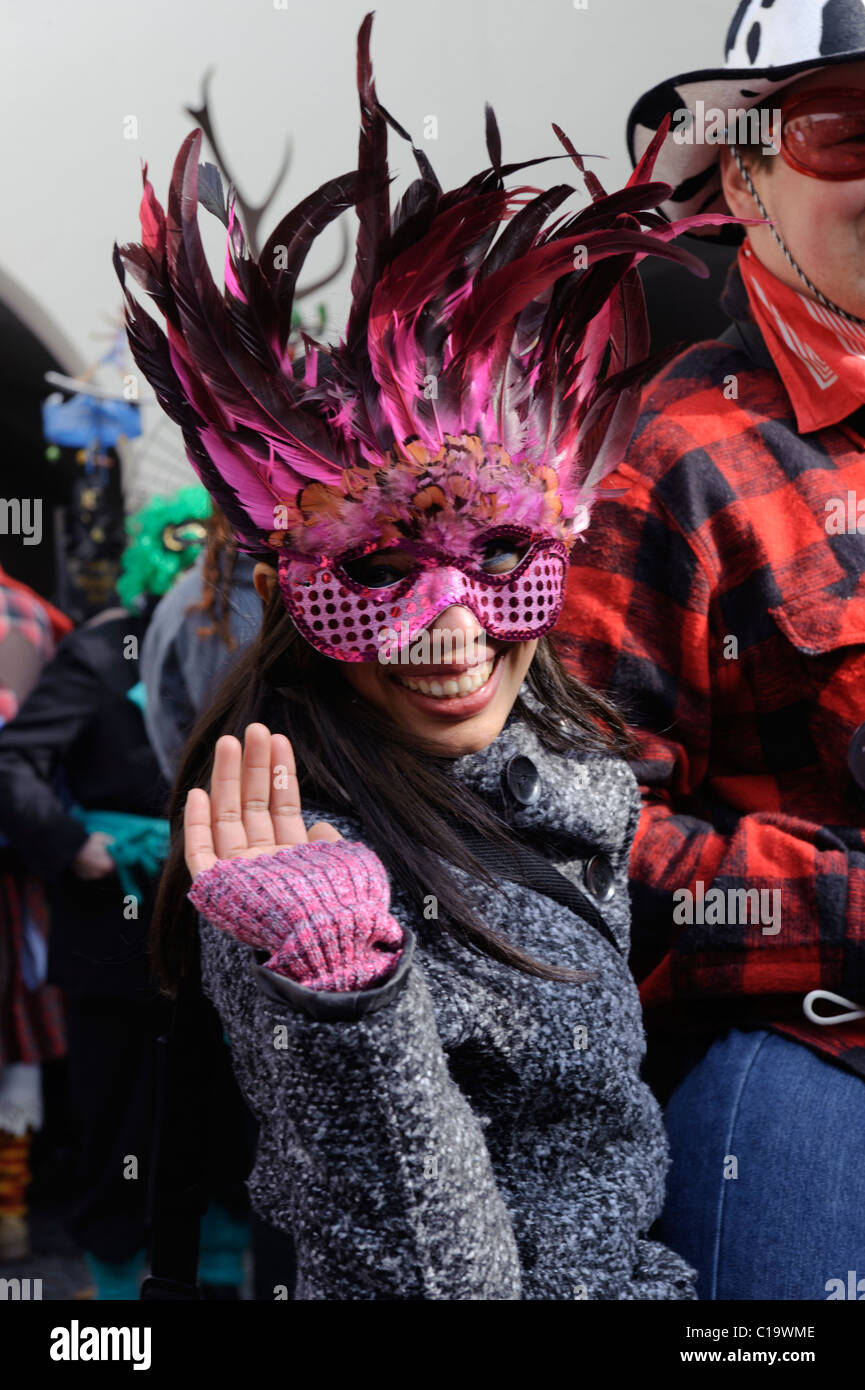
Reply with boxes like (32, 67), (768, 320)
(198, 706), (696, 1300)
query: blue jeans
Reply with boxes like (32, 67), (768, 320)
(658, 1028), (865, 1300)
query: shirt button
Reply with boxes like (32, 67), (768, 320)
(585, 853), (616, 902)
(849, 722), (865, 791)
(503, 755), (541, 806)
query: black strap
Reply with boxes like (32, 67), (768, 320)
(452, 822), (622, 955)
(140, 939), (221, 1301)
(718, 318), (774, 369)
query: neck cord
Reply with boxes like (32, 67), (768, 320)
(731, 145), (865, 328)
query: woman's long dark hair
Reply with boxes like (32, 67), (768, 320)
(152, 581), (635, 993)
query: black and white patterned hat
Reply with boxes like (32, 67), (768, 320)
(628, 0), (865, 241)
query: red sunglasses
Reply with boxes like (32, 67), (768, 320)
(774, 87), (865, 181)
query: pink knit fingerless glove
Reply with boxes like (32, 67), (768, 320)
(187, 840), (405, 992)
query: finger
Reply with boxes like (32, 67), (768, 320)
(210, 735), (248, 860)
(270, 733), (309, 846)
(307, 821), (343, 843)
(240, 723), (277, 850)
(184, 787), (218, 878)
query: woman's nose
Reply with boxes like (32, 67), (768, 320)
(426, 606), (488, 658)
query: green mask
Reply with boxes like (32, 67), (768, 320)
(116, 484), (212, 608)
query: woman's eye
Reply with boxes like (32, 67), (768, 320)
(480, 539), (528, 575)
(342, 551), (414, 588)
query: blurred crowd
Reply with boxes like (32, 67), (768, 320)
(0, 490), (269, 1298)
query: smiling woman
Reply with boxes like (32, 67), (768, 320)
(125, 12), (717, 1301)
(253, 548), (537, 749)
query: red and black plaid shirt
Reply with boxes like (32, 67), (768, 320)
(560, 268), (865, 1080)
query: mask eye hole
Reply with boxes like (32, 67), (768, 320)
(341, 548), (416, 589)
(478, 535), (530, 575)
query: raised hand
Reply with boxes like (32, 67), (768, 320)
(185, 723), (404, 992)
(184, 723), (341, 881)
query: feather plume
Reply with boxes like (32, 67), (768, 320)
(116, 10), (736, 559)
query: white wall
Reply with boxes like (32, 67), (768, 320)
(1, 0), (736, 493)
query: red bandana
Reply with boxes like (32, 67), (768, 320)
(738, 240), (865, 434)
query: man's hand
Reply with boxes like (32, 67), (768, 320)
(72, 832), (116, 880)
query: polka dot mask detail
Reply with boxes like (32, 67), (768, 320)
(277, 529), (571, 663)
(270, 433), (582, 661)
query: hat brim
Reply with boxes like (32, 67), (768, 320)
(628, 49), (865, 241)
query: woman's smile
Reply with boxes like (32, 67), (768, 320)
(390, 652), (504, 717)
(336, 612), (535, 754)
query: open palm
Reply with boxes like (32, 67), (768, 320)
(184, 722), (341, 880)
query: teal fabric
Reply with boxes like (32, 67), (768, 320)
(85, 1249), (145, 1300)
(69, 806), (170, 899)
(125, 680), (147, 713)
(85, 1213), (248, 1295)
(198, 1202), (249, 1288)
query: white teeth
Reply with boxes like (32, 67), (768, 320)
(397, 658), (495, 699)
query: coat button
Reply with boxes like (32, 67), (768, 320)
(585, 854), (615, 902)
(849, 722), (865, 791)
(503, 755), (541, 806)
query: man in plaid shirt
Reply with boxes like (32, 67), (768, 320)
(563, 257), (865, 1084)
(560, 0), (865, 1300)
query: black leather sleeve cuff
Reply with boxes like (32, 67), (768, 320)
(251, 929), (416, 1021)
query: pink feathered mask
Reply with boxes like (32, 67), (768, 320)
(115, 13), (731, 661)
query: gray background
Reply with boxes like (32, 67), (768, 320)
(0, 0), (736, 487)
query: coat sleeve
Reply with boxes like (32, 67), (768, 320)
(198, 908), (523, 1301)
(0, 631), (107, 877)
(560, 461), (865, 1008)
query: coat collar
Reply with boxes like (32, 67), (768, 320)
(446, 692), (639, 860)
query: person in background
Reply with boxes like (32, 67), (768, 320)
(141, 508), (260, 783)
(140, 510), (296, 1300)
(560, 0), (865, 1299)
(0, 487), (247, 1297)
(0, 564), (71, 1262)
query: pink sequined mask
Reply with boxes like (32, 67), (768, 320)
(277, 528), (570, 663)
(269, 433), (582, 662)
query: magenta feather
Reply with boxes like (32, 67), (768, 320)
(116, 10), (740, 558)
